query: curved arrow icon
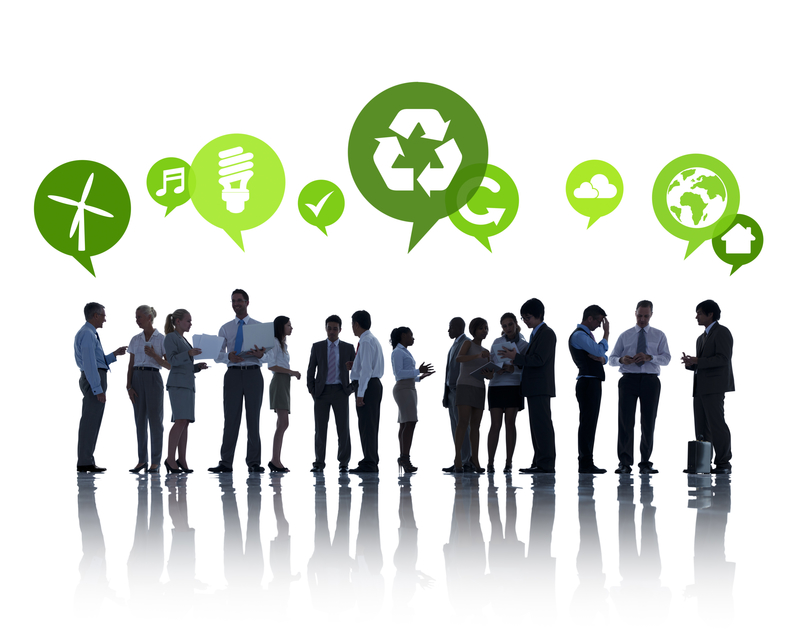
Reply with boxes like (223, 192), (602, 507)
(389, 109), (451, 141)
(458, 176), (505, 225)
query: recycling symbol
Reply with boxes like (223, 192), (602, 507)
(373, 109), (463, 196)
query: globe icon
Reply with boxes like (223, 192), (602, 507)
(666, 167), (728, 229)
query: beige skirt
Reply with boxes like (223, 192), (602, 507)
(269, 372), (291, 412)
(393, 379), (418, 422)
(455, 383), (485, 410)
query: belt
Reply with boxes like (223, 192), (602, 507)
(229, 365), (260, 370)
(134, 366), (159, 371)
(621, 372), (659, 377)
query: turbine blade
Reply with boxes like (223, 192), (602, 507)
(85, 205), (114, 218)
(48, 195), (80, 206)
(81, 173), (94, 203)
(69, 208), (84, 238)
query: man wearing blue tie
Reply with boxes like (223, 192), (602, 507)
(74, 302), (127, 472)
(209, 289), (268, 473)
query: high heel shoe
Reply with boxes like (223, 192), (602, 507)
(469, 458), (485, 474)
(268, 461), (289, 473)
(397, 455), (418, 474)
(147, 464), (160, 474)
(129, 463), (147, 474)
(503, 461), (513, 474)
(164, 459), (182, 474)
(176, 459), (193, 473)
(487, 463), (495, 473)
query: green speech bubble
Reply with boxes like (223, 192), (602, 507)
(448, 164), (519, 251)
(146, 157), (195, 216)
(712, 214), (763, 275)
(190, 133), (285, 250)
(34, 160), (131, 276)
(298, 180), (345, 235)
(348, 82), (488, 252)
(652, 154), (739, 259)
(565, 160), (623, 228)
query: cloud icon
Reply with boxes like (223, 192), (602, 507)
(590, 174), (617, 198)
(573, 181), (599, 199)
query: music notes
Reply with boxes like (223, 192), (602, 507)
(146, 157), (193, 216)
(155, 167), (185, 196)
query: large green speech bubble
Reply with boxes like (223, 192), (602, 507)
(712, 214), (764, 275)
(448, 164), (519, 251)
(34, 160), (131, 276)
(146, 157), (195, 216)
(298, 180), (345, 235)
(348, 82), (488, 252)
(565, 160), (623, 228)
(652, 154), (739, 258)
(190, 133), (285, 250)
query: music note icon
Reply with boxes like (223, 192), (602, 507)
(155, 167), (185, 196)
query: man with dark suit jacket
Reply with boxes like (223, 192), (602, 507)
(307, 315), (356, 473)
(499, 298), (557, 474)
(442, 317), (470, 472)
(681, 300), (734, 474)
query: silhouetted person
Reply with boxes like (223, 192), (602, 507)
(443, 317), (470, 471)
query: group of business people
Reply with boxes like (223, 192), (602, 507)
(74, 294), (734, 477)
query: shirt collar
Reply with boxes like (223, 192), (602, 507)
(234, 315), (251, 325)
(327, 338), (340, 348)
(705, 321), (717, 334)
(453, 333), (466, 344)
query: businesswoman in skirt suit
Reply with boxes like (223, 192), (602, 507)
(267, 316), (301, 472)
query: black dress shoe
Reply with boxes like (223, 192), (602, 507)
(442, 465), (456, 473)
(208, 464), (233, 473)
(77, 465), (106, 473)
(339, 463), (349, 472)
(579, 465), (607, 474)
(311, 463), (324, 472)
(520, 466), (555, 474)
(711, 465), (732, 474)
(248, 465), (266, 473)
(486, 464), (495, 473)
(349, 466), (378, 474)
(519, 465), (537, 474)
(615, 465), (632, 474)
(639, 465), (659, 474)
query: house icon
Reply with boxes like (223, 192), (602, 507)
(721, 223), (756, 254)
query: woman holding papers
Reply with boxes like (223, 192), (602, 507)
(487, 313), (528, 473)
(452, 317), (494, 474)
(126, 305), (171, 474)
(267, 316), (301, 473)
(163, 309), (208, 474)
(390, 327), (435, 474)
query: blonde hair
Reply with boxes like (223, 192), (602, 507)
(164, 309), (189, 334)
(136, 304), (157, 321)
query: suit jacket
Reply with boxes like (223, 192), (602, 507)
(307, 339), (356, 398)
(443, 334), (468, 404)
(513, 323), (556, 398)
(164, 332), (201, 390)
(686, 322), (734, 396)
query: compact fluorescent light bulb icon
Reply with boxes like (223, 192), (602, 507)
(218, 147), (254, 213)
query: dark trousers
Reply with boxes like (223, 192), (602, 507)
(576, 378), (602, 467)
(447, 386), (471, 464)
(617, 374), (661, 468)
(131, 369), (164, 465)
(527, 394), (556, 471)
(78, 369), (107, 466)
(354, 378), (382, 471)
(693, 393), (732, 466)
(219, 367), (264, 468)
(313, 384), (352, 467)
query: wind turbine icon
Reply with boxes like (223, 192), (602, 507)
(47, 173), (114, 252)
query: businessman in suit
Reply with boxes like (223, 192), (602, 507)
(307, 315), (356, 473)
(441, 317), (470, 472)
(681, 299), (734, 474)
(499, 298), (557, 474)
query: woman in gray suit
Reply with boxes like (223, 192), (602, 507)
(163, 309), (207, 474)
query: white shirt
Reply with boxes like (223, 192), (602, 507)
(489, 334), (528, 387)
(350, 329), (384, 397)
(215, 315), (268, 367)
(608, 324), (671, 375)
(391, 344), (420, 382)
(267, 342), (291, 370)
(127, 329), (166, 369)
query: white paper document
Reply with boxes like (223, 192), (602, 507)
(470, 361), (504, 378)
(191, 334), (224, 361)
(240, 322), (274, 354)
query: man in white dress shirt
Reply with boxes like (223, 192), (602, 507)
(347, 310), (384, 473)
(209, 289), (268, 473)
(608, 300), (671, 474)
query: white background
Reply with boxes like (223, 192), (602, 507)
(2, 1), (797, 640)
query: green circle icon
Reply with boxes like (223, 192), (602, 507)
(712, 214), (763, 275)
(652, 153), (739, 258)
(147, 157), (195, 216)
(190, 133), (285, 250)
(565, 160), (623, 228)
(348, 82), (488, 252)
(298, 180), (345, 236)
(448, 164), (519, 252)
(34, 160), (131, 276)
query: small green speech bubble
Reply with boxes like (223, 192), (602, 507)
(298, 180), (345, 235)
(146, 157), (195, 216)
(652, 154), (739, 259)
(712, 214), (763, 275)
(348, 82), (488, 252)
(565, 160), (623, 228)
(190, 133), (285, 250)
(448, 164), (519, 251)
(34, 160), (131, 276)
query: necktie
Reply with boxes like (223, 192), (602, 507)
(327, 342), (337, 383)
(97, 332), (109, 368)
(699, 332), (707, 352)
(637, 328), (646, 354)
(234, 319), (244, 354)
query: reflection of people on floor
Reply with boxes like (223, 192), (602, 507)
(526, 474), (556, 614)
(571, 475), (609, 619)
(267, 475), (300, 607)
(392, 474), (433, 616)
(165, 475), (204, 596)
(220, 474), (264, 594)
(353, 474), (384, 615)
(307, 474), (354, 613)
(486, 474), (524, 613)
(686, 475), (735, 620)
(76, 473), (113, 609)
(610, 474), (670, 622)
(443, 476), (487, 614)
(127, 474), (164, 605)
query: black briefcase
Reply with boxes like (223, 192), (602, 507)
(686, 440), (712, 474)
